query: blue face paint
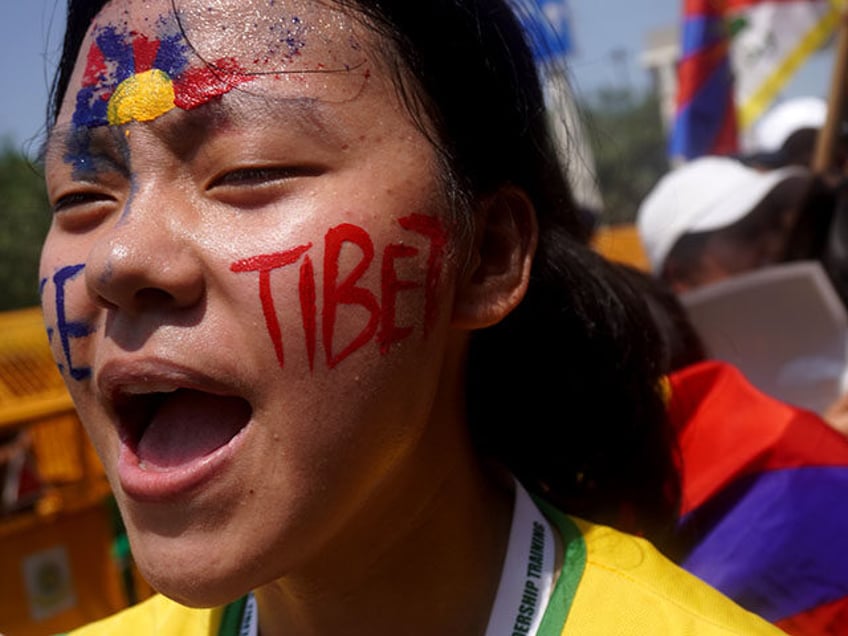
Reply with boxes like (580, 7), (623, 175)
(53, 264), (94, 381)
(72, 23), (193, 130)
(62, 126), (132, 183)
(152, 32), (190, 79)
(267, 15), (305, 59)
(63, 128), (104, 180)
(97, 25), (137, 81)
(67, 21), (191, 187)
(73, 26), (136, 129)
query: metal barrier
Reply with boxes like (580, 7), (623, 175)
(0, 307), (151, 636)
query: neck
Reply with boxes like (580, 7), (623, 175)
(254, 387), (514, 636)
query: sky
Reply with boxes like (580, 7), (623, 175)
(0, 2), (66, 154)
(0, 0), (834, 154)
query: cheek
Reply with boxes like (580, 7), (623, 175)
(39, 232), (98, 384)
(227, 214), (452, 375)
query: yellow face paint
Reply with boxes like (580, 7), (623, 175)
(107, 69), (176, 125)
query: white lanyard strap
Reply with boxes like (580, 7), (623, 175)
(239, 592), (258, 636)
(238, 483), (555, 636)
(484, 481), (556, 636)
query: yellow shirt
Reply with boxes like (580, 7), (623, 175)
(67, 509), (784, 635)
(546, 514), (784, 634)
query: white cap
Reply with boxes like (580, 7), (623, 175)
(751, 96), (827, 154)
(636, 156), (808, 272)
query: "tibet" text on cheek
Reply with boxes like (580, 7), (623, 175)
(230, 213), (447, 370)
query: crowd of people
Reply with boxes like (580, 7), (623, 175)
(33, 0), (848, 634)
(634, 95), (848, 633)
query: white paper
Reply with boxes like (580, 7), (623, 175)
(681, 261), (848, 414)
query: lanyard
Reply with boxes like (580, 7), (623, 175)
(236, 482), (555, 636)
(483, 481), (556, 636)
(239, 593), (258, 636)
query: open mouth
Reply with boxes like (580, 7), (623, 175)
(115, 388), (253, 472)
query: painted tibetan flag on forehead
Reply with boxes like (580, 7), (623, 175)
(669, 0), (738, 160)
(669, 361), (848, 634)
(729, 0), (843, 132)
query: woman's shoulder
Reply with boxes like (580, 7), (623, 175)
(542, 510), (786, 635)
(63, 593), (238, 636)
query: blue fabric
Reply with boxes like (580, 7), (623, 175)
(682, 466), (848, 622)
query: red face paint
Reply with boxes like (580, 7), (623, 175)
(322, 224), (380, 369)
(131, 33), (162, 74)
(378, 244), (420, 354)
(72, 23), (258, 129)
(397, 214), (448, 334)
(172, 58), (256, 111)
(82, 40), (107, 87)
(298, 256), (318, 371)
(230, 244), (313, 368)
(230, 215), (449, 372)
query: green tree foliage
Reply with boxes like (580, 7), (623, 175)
(580, 87), (669, 225)
(0, 143), (51, 311)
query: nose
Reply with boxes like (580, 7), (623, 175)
(85, 191), (205, 314)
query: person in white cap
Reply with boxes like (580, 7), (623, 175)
(637, 156), (812, 291)
(747, 96), (828, 169)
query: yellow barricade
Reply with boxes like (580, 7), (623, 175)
(0, 307), (151, 635)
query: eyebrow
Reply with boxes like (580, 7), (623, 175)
(180, 90), (348, 144)
(45, 125), (131, 178)
(47, 89), (349, 168)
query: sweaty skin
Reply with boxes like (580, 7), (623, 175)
(42, 1), (522, 635)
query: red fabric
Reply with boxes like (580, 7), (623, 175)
(671, 0), (739, 158)
(776, 595), (848, 636)
(668, 361), (848, 515)
(726, 0), (817, 10)
(676, 36), (731, 107)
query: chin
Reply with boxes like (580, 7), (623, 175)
(128, 525), (263, 608)
(138, 554), (257, 608)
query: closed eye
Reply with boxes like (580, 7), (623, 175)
(207, 165), (324, 208)
(51, 190), (117, 232)
(52, 190), (115, 214)
(208, 166), (322, 189)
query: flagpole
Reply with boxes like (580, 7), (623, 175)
(813, 10), (848, 173)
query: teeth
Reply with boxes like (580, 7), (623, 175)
(121, 383), (180, 396)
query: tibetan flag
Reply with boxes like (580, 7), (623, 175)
(669, 361), (848, 634)
(670, 0), (739, 160)
(728, 0), (843, 132)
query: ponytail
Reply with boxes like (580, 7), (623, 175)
(467, 226), (682, 555)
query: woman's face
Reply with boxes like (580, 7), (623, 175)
(41, 0), (465, 604)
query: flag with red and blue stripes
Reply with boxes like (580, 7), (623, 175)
(670, 361), (848, 634)
(669, 0), (739, 160)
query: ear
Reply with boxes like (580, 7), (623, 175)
(452, 185), (538, 329)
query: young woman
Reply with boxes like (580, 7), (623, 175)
(40, 0), (784, 633)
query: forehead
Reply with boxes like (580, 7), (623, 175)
(59, 0), (376, 128)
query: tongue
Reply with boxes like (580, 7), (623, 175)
(136, 389), (251, 471)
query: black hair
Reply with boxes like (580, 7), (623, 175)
(615, 265), (707, 374)
(661, 230), (713, 289)
(50, 0), (680, 551)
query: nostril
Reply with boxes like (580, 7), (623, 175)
(134, 287), (179, 309)
(94, 293), (120, 311)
